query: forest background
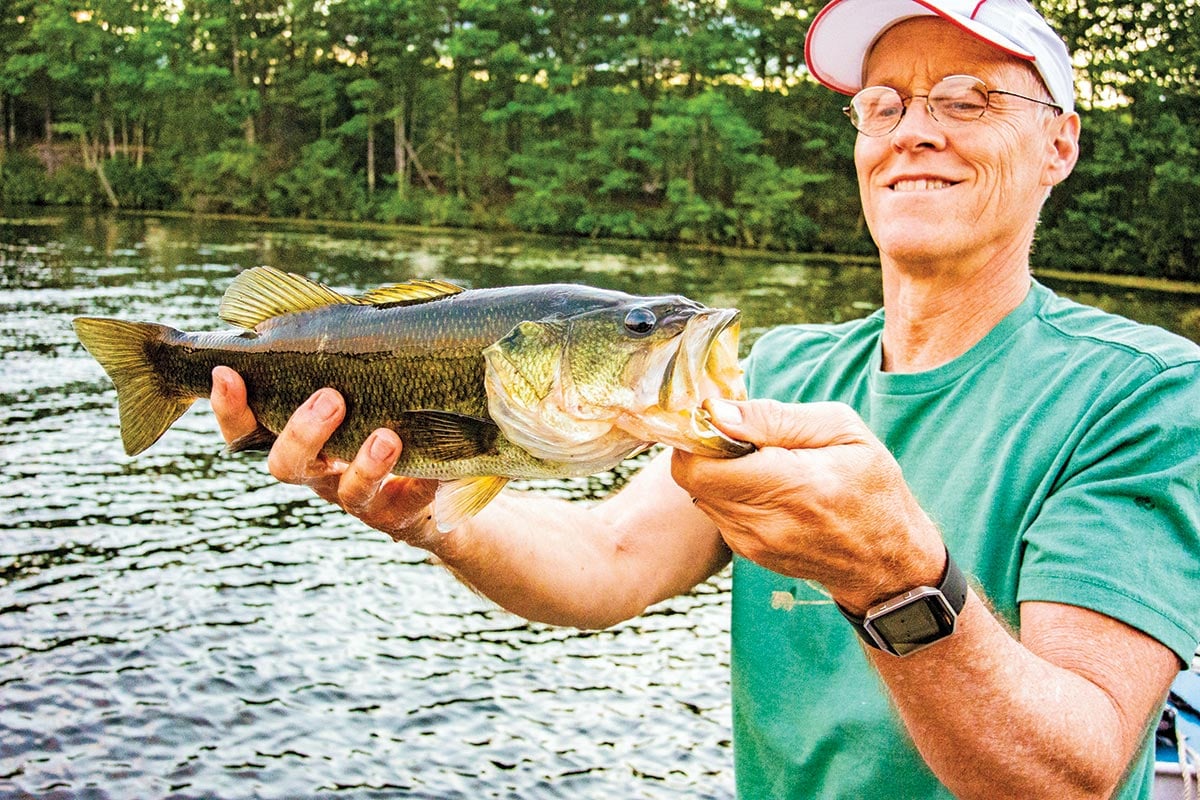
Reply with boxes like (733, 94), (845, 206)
(0, 0), (1197, 279)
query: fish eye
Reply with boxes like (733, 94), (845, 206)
(623, 307), (657, 336)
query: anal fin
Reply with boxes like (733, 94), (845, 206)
(434, 476), (509, 532)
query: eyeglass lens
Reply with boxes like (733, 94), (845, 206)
(847, 76), (990, 136)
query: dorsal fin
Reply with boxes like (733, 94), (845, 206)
(219, 267), (466, 329)
(361, 279), (464, 306)
(219, 266), (363, 329)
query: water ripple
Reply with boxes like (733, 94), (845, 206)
(12, 213), (1186, 798)
(0, 212), (750, 798)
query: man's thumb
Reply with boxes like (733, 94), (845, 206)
(704, 398), (865, 450)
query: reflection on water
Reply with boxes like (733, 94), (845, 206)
(2, 211), (1197, 799)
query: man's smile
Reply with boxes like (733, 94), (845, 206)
(888, 177), (961, 192)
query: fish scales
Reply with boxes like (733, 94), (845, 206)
(144, 293), (598, 478)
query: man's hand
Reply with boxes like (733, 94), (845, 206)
(210, 366), (442, 549)
(670, 398), (946, 613)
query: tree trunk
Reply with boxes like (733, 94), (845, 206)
(232, 24), (255, 145)
(95, 156), (118, 208)
(394, 110), (408, 198)
(74, 128), (119, 207)
(44, 102), (55, 172)
(406, 138), (435, 191)
(452, 64), (465, 199)
(366, 119), (376, 195)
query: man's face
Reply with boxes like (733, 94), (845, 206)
(854, 18), (1077, 274)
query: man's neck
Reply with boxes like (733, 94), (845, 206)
(879, 260), (1032, 374)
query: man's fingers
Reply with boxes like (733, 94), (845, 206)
(338, 429), (402, 513)
(210, 373), (441, 544)
(338, 429), (440, 543)
(210, 366), (259, 444)
(266, 387), (346, 484)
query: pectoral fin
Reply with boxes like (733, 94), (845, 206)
(391, 410), (501, 462)
(434, 476), (510, 532)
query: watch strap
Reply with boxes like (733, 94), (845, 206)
(836, 547), (968, 651)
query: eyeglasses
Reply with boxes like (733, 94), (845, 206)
(843, 74), (1063, 137)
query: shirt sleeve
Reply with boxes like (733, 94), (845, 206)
(1017, 360), (1200, 662)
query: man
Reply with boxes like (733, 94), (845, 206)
(211, 0), (1200, 796)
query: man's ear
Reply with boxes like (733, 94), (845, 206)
(1042, 111), (1081, 189)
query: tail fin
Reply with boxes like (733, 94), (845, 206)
(73, 317), (196, 456)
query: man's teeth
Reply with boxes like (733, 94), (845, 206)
(891, 179), (954, 192)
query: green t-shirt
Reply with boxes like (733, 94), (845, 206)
(734, 281), (1200, 799)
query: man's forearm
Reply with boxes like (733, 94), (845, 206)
(431, 492), (653, 628)
(430, 454), (729, 630)
(872, 594), (1178, 800)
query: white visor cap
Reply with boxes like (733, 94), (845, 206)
(804, 0), (1075, 113)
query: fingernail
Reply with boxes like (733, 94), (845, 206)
(368, 432), (396, 463)
(310, 389), (339, 421)
(708, 399), (743, 425)
(211, 368), (226, 398)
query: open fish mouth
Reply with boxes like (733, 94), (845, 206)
(624, 306), (753, 458)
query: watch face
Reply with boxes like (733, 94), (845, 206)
(867, 593), (956, 656)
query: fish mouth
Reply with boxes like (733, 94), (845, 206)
(659, 307), (743, 406)
(624, 306), (753, 458)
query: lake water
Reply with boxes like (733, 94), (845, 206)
(2, 211), (1198, 799)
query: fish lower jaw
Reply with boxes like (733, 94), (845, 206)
(615, 407), (752, 459)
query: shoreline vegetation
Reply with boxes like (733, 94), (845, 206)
(1, 2), (1197, 281)
(9, 206), (1200, 301)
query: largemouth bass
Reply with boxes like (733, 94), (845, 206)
(73, 267), (751, 530)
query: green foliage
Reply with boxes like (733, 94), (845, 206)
(423, 193), (474, 228)
(733, 156), (825, 251)
(0, 0), (1197, 277)
(507, 179), (590, 236)
(662, 177), (734, 244)
(373, 191), (426, 226)
(574, 207), (652, 240)
(1140, 113), (1200, 278)
(1038, 105), (1200, 279)
(0, 152), (48, 205)
(269, 139), (367, 220)
(372, 188), (482, 229)
(43, 166), (101, 206)
(183, 139), (269, 215)
(105, 159), (178, 210)
(506, 142), (590, 234)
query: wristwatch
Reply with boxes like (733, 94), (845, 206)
(836, 548), (968, 657)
